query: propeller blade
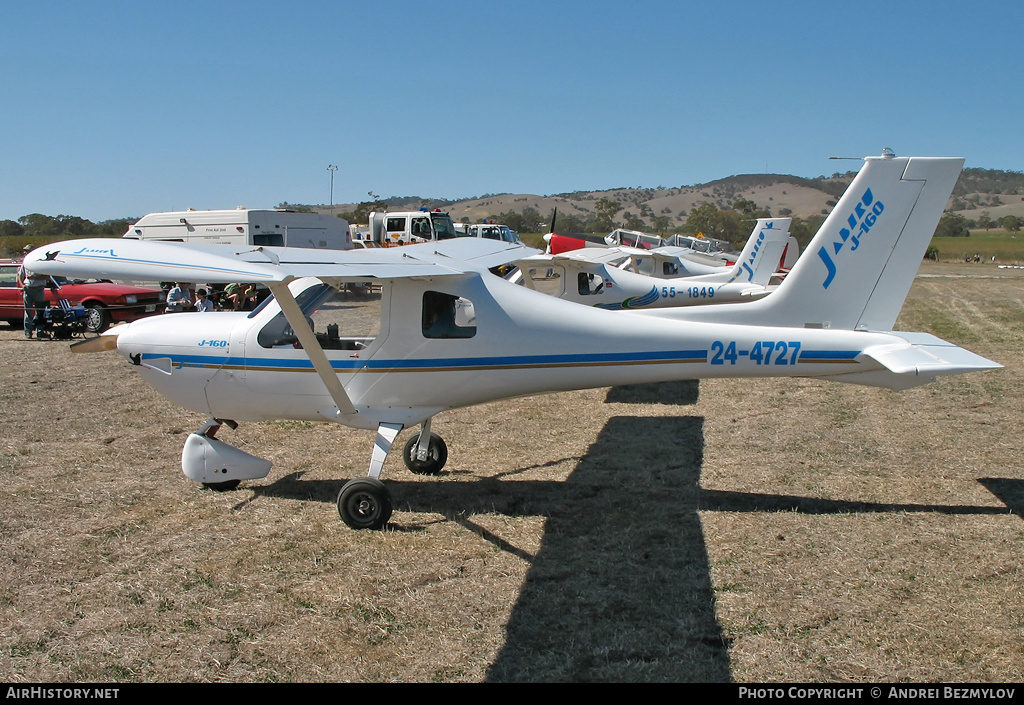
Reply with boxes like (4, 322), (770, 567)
(70, 329), (121, 353)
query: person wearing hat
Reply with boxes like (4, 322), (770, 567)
(193, 288), (214, 312)
(16, 245), (49, 338)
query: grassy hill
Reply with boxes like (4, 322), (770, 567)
(315, 167), (1024, 233)
(4, 168), (1022, 260)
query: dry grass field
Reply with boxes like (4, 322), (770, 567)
(1, 260), (1022, 683)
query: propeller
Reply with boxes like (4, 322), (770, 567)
(70, 327), (121, 353)
(542, 208), (559, 253)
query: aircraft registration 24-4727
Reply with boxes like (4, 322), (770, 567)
(26, 151), (1001, 530)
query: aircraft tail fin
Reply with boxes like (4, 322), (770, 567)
(725, 217), (792, 286)
(769, 153), (962, 331)
(659, 153), (963, 331)
(779, 236), (800, 271)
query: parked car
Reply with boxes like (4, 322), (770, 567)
(461, 223), (523, 244)
(0, 260), (166, 333)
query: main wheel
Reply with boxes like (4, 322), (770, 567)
(84, 303), (110, 334)
(402, 433), (448, 475)
(337, 478), (392, 530)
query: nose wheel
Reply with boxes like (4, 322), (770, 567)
(337, 477), (392, 530)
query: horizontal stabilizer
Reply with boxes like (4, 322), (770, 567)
(823, 332), (1001, 390)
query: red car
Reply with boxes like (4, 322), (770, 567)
(1, 260), (166, 333)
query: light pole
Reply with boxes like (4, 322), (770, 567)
(327, 164), (338, 216)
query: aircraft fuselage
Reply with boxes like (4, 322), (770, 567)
(114, 273), (912, 430)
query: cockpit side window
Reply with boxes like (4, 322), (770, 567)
(422, 291), (476, 339)
(257, 283), (380, 350)
(577, 272), (605, 295)
(634, 257), (655, 276)
(257, 284), (331, 347)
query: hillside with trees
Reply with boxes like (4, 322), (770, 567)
(5, 168), (1023, 257)
(0, 214), (135, 257)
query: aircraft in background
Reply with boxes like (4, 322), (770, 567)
(511, 217), (792, 310)
(639, 228), (800, 279)
(24, 152), (1000, 530)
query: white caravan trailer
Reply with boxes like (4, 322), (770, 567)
(124, 208), (353, 250)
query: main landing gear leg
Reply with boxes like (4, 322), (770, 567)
(197, 420), (240, 492)
(402, 418), (448, 475)
(181, 417), (264, 493)
(337, 422), (402, 530)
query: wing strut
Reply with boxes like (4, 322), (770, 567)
(267, 280), (358, 417)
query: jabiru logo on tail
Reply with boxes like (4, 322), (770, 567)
(817, 189), (885, 288)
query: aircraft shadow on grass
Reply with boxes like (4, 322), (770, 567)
(243, 382), (1021, 682)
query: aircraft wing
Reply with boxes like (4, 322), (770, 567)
(24, 238), (540, 284)
(519, 247), (639, 267)
(646, 245), (696, 258)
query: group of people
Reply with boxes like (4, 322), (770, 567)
(14, 243), (262, 338)
(963, 253), (994, 263)
(164, 282), (258, 313)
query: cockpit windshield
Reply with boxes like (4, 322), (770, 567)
(431, 213), (458, 240)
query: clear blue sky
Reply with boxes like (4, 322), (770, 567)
(2, 0), (1022, 223)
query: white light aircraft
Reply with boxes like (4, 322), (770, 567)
(633, 227), (800, 280)
(25, 152), (1000, 530)
(513, 217), (792, 310)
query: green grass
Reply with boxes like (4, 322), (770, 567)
(931, 229), (1024, 263)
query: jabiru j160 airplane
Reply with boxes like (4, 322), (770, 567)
(24, 151), (1000, 530)
(511, 217), (793, 309)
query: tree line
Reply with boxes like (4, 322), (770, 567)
(934, 211), (1023, 237)
(0, 213), (133, 241)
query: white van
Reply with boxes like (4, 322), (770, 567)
(124, 208), (353, 250)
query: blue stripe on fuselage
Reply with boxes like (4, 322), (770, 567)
(142, 347), (863, 373)
(144, 349), (710, 372)
(797, 349), (860, 362)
